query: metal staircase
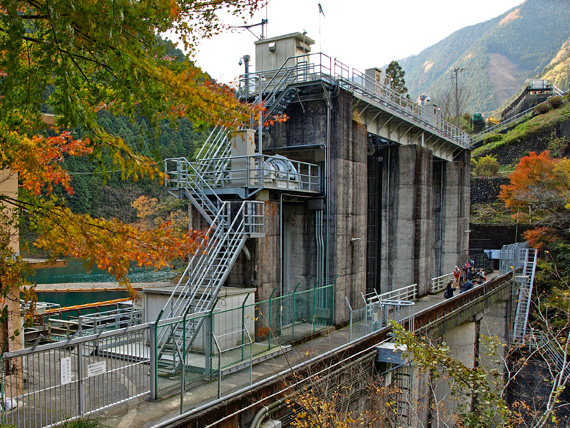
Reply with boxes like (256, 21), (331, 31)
(511, 248), (538, 344)
(156, 60), (317, 372)
(528, 329), (570, 379)
(160, 156), (263, 372)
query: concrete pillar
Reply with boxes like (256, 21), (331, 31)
(381, 145), (433, 296)
(436, 321), (478, 426)
(0, 170), (23, 396)
(329, 111), (368, 324)
(441, 160), (471, 272)
(432, 161), (444, 277)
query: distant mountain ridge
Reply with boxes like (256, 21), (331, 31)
(398, 0), (570, 115)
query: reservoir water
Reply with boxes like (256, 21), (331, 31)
(30, 259), (174, 307)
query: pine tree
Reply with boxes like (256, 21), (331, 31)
(384, 60), (410, 99)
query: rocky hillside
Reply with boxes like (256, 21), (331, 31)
(398, 0), (570, 115)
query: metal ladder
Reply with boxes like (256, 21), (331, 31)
(528, 329), (570, 379)
(190, 63), (305, 188)
(155, 61), (310, 371)
(160, 156), (264, 372)
(511, 248), (538, 344)
(392, 367), (412, 427)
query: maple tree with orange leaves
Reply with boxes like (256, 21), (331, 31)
(499, 150), (570, 249)
(0, 0), (263, 314)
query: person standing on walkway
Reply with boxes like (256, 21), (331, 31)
(453, 265), (461, 288)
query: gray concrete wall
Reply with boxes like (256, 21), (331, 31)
(432, 162), (444, 277)
(438, 321), (477, 425)
(268, 89), (368, 324)
(328, 93), (368, 323)
(282, 203), (318, 293)
(380, 145), (434, 296)
(442, 160), (471, 272)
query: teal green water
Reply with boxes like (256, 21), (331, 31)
(31, 259), (174, 284)
(29, 259), (174, 308)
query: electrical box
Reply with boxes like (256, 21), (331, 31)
(255, 32), (314, 73)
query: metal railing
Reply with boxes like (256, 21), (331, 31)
(1, 280), (335, 427)
(1, 324), (151, 428)
(196, 154), (321, 193)
(430, 272), (454, 293)
(472, 107), (535, 144)
(239, 53), (471, 150)
(364, 283), (418, 304)
(499, 242), (529, 274)
(164, 157), (222, 223)
(47, 306), (142, 340)
(338, 67), (471, 149)
(78, 306), (143, 335)
(527, 329), (570, 379)
(346, 284), (417, 342)
(154, 280), (335, 401)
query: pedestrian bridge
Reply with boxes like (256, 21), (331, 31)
(0, 271), (514, 428)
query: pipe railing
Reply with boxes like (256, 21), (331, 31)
(196, 154), (321, 193)
(239, 52), (471, 149)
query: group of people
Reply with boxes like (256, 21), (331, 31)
(444, 261), (486, 299)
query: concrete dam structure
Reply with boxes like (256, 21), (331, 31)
(7, 32), (515, 428)
(174, 31), (472, 326)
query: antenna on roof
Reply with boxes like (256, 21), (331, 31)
(230, 19), (268, 40)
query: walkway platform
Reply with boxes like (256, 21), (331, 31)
(97, 274), (504, 428)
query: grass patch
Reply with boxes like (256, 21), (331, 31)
(472, 103), (570, 158)
(471, 202), (515, 224)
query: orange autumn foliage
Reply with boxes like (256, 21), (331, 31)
(500, 151), (570, 247)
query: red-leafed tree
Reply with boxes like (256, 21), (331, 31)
(0, 0), (262, 345)
(499, 151), (570, 249)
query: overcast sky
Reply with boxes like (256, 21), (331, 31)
(187, 0), (525, 83)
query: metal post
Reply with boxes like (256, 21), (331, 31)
(268, 288), (276, 349)
(243, 54), (250, 100)
(453, 67), (463, 124)
(149, 321), (157, 401)
(258, 76), (263, 156)
(206, 300), (219, 379)
(331, 276), (337, 326)
(180, 312), (187, 413)
(77, 343), (84, 416)
(241, 293), (250, 361)
(345, 297), (353, 342)
(291, 282), (300, 341)
(214, 336), (222, 399)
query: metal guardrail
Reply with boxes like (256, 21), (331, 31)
(1, 280), (336, 427)
(1, 324), (151, 428)
(78, 307), (142, 335)
(472, 88), (569, 145)
(346, 284), (418, 342)
(364, 283), (418, 303)
(172, 273), (516, 428)
(472, 107), (535, 144)
(526, 329), (570, 379)
(430, 272), (454, 294)
(196, 154), (321, 193)
(239, 53), (471, 150)
(414, 272), (513, 336)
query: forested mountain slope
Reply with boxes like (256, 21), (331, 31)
(399, 0), (570, 114)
